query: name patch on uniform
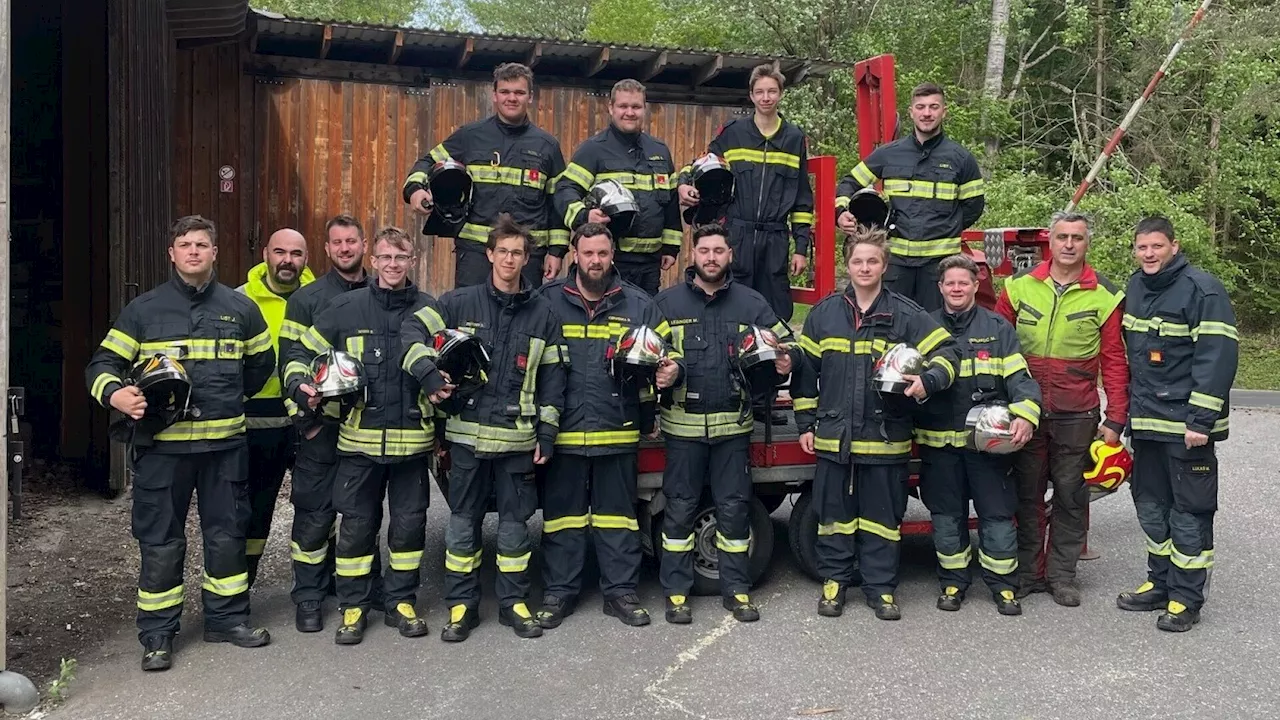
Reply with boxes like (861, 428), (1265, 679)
(937, 163), (951, 169)
(607, 316), (633, 324)
(968, 336), (996, 344)
(521, 149), (543, 159)
(356, 328), (376, 335)
(462, 321), (486, 329)
(649, 155), (665, 161)
(669, 318), (698, 326)
(219, 315), (238, 323)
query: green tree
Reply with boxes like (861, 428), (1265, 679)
(253, 0), (426, 25)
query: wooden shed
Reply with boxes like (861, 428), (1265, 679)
(174, 11), (844, 293)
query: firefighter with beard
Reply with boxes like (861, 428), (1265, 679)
(404, 62), (569, 290)
(555, 80), (683, 296)
(236, 228), (315, 589)
(400, 214), (568, 642)
(534, 222), (682, 630)
(792, 227), (960, 621)
(284, 227), (441, 645)
(84, 215), (275, 671)
(653, 223), (798, 623)
(279, 215), (382, 633)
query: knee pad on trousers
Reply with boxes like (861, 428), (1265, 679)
(716, 502), (749, 539)
(663, 496), (698, 533)
(497, 519), (529, 556)
(932, 514), (966, 552)
(1135, 500), (1171, 540)
(1168, 509), (1207, 551)
(388, 511), (428, 551)
(139, 540), (187, 588)
(445, 514), (479, 552)
(979, 517), (1017, 555)
(337, 516), (378, 553)
(294, 508), (336, 550)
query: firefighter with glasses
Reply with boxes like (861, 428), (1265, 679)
(914, 254), (1041, 616)
(85, 215), (276, 672)
(284, 227), (442, 645)
(401, 214), (568, 642)
(1117, 215), (1238, 632)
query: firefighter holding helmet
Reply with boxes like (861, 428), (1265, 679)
(84, 215), (277, 672)
(913, 254), (1042, 616)
(1118, 215), (1238, 632)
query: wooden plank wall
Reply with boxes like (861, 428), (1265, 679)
(173, 45), (747, 294)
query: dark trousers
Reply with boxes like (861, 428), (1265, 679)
(615, 254), (662, 297)
(454, 243), (548, 290)
(884, 258), (943, 312)
(1132, 439), (1218, 610)
(919, 446), (1018, 596)
(245, 425), (295, 587)
(131, 445), (251, 643)
(443, 445), (537, 609)
(727, 221), (793, 323)
(813, 459), (909, 600)
(1012, 413), (1097, 586)
(540, 451), (641, 603)
(290, 424), (383, 604)
(659, 435), (753, 598)
(332, 454), (429, 612)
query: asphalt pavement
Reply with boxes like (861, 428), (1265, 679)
(48, 406), (1280, 720)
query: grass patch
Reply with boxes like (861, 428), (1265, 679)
(1237, 332), (1280, 390)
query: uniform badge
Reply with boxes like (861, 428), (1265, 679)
(516, 353), (528, 370)
(1148, 349), (1164, 365)
(656, 174), (668, 185)
(528, 169), (540, 182)
(976, 350), (990, 360)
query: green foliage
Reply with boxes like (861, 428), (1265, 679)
(253, 0), (425, 24)
(1236, 332), (1280, 390)
(47, 657), (78, 704)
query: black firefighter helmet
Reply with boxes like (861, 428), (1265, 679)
(427, 160), (474, 225)
(733, 325), (786, 417)
(584, 179), (640, 239)
(844, 186), (892, 230)
(682, 153), (734, 226)
(107, 353), (194, 442)
(433, 329), (491, 412)
(608, 326), (667, 388)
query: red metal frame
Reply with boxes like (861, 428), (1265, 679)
(855, 54), (899, 159)
(791, 154), (837, 305)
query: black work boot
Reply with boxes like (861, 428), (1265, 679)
(665, 595), (693, 624)
(499, 602), (544, 638)
(1156, 600), (1201, 632)
(296, 600), (323, 633)
(204, 623), (272, 648)
(995, 590), (1023, 616)
(818, 580), (846, 618)
(604, 594), (651, 627)
(141, 635), (174, 672)
(440, 604), (479, 643)
(334, 608), (367, 645)
(1016, 576), (1048, 599)
(723, 594), (760, 623)
(536, 595), (575, 630)
(1117, 581), (1169, 612)
(867, 594), (902, 621)
(384, 602), (430, 638)
(936, 586), (965, 612)
(1050, 581), (1082, 607)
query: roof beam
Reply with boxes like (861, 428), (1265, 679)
(524, 42), (543, 69)
(692, 53), (723, 87)
(641, 50), (668, 81)
(389, 30), (404, 65)
(456, 37), (474, 69)
(586, 46), (609, 77)
(319, 24), (333, 59)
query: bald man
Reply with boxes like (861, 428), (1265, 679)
(237, 229), (316, 586)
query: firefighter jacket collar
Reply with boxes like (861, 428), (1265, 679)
(328, 267), (370, 292)
(369, 279), (419, 310)
(1139, 252), (1188, 291)
(607, 123), (643, 147)
(170, 268), (219, 300)
(487, 276), (534, 308)
(494, 113), (531, 134)
(939, 303), (979, 333)
(243, 261), (317, 301)
(842, 285), (896, 326)
(1026, 260), (1101, 290)
(562, 265), (625, 306)
(682, 265), (736, 301)
(911, 129), (947, 152)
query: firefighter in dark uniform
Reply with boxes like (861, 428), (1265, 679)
(677, 64), (814, 324)
(85, 215), (275, 672)
(284, 227), (440, 645)
(1117, 216), (1238, 632)
(533, 223), (683, 630)
(653, 223), (798, 624)
(836, 82), (985, 312)
(403, 62), (569, 290)
(279, 215), (378, 633)
(236, 228), (314, 588)
(555, 79), (683, 297)
(914, 254), (1041, 616)
(793, 227), (960, 621)
(401, 214), (568, 642)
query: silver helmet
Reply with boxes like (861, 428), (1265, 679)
(310, 349), (366, 399)
(609, 325), (667, 385)
(964, 403), (1020, 454)
(585, 179), (640, 237)
(871, 343), (925, 394)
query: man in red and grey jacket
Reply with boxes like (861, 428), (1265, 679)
(995, 210), (1129, 606)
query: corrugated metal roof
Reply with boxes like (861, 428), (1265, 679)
(167, 0), (250, 40)
(248, 9), (846, 87)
